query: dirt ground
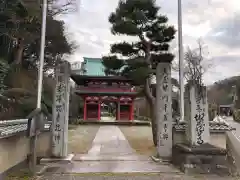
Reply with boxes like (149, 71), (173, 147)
(119, 126), (156, 156)
(68, 125), (100, 154)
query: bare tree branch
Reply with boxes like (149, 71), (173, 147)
(49, 0), (78, 16)
(173, 39), (212, 83)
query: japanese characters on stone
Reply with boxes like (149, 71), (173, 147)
(53, 75), (66, 146)
(51, 61), (71, 157)
(194, 87), (206, 145)
(160, 67), (170, 146)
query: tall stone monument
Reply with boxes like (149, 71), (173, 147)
(156, 62), (173, 159)
(52, 61), (71, 157)
(186, 83), (210, 145)
(172, 81), (228, 174)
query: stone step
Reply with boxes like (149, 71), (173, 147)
(63, 161), (181, 174)
(40, 154), (74, 164)
(72, 154), (152, 161)
(180, 155), (230, 175)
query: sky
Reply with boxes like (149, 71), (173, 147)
(59, 0), (240, 85)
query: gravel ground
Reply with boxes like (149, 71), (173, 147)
(119, 126), (156, 156)
(68, 125), (100, 154)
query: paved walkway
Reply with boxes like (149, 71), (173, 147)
(65, 126), (179, 173)
(39, 125), (236, 179)
(73, 125), (136, 160)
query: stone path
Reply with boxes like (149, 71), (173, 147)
(87, 126), (134, 155)
(39, 125), (236, 179)
(65, 126), (179, 173)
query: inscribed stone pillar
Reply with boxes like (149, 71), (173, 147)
(52, 61), (71, 157)
(156, 62), (173, 159)
(186, 85), (210, 146)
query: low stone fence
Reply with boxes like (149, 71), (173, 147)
(173, 121), (235, 149)
(226, 131), (240, 175)
(0, 120), (52, 175)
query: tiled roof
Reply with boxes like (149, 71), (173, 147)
(83, 57), (105, 76)
(174, 121), (235, 132)
(0, 124), (28, 137)
(0, 119), (28, 125)
(0, 121), (51, 138)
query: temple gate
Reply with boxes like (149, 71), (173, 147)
(71, 57), (137, 121)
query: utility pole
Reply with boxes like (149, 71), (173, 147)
(178, 0), (185, 122)
(232, 85), (237, 117)
(37, 0), (47, 108)
(29, 0), (47, 174)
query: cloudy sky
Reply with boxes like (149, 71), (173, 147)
(59, 0), (240, 85)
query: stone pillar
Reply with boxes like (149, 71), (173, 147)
(83, 97), (87, 120)
(156, 62), (173, 159)
(52, 61), (71, 157)
(130, 102), (134, 121)
(98, 101), (101, 121)
(186, 84), (210, 146)
(117, 101), (120, 120)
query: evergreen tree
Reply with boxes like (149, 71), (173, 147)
(102, 0), (176, 146)
(0, 0), (75, 67)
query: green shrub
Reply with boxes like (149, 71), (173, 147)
(233, 109), (240, 122)
(0, 59), (10, 93)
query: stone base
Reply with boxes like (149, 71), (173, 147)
(151, 155), (171, 163)
(172, 143), (229, 175)
(40, 154), (74, 164)
(35, 164), (49, 176)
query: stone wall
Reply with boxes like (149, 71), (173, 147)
(0, 131), (51, 174)
(226, 131), (240, 175)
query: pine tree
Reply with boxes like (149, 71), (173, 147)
(102, 0), (176, 146)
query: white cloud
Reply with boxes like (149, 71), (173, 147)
(60, 0), (240, 85)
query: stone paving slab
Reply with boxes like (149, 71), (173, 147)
(72, 154), (151, 161)
(87, 126), (135, 156)
(86, 125), (137, 159)
(63, 161), (180, 173)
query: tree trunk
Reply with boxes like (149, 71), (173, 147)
(144, 78), (158, 146)
(13, 38), (24, 65)
(149, 101), (158, 146)
(14, 46), (24, 65)
(143, 40), (158, 146)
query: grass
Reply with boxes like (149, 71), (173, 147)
(68, 125), (100, 154)
(6, 174), (37, 180)
(119, 126), (156, 156)
(5, 165), (39, 180)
